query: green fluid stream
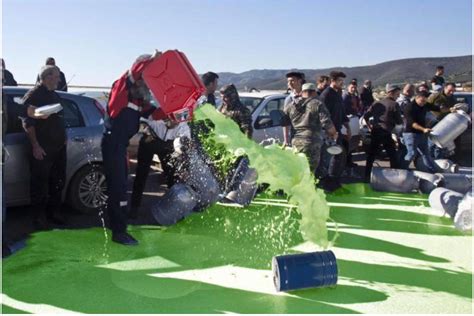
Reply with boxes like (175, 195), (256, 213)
(195, 104), (332, 248)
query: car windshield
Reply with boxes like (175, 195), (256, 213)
(240, 97), (264, 113)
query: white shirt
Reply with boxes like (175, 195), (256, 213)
(144, 119), (191, 141)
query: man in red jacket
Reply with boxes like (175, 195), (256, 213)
(102, 51), (165, 245)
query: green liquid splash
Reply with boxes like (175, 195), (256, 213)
(194, 104), (333, 248)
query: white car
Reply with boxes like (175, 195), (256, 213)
(239, 91), (288, 145)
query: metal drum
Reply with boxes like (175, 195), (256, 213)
(429, 187), (464, 218)
(429, 110), (471, 149)
(413, 171), (443, 194)
(272, 251), (338, 292)
(370, 168), (419, 193)
(454, 191), (473, 232)
(341, 115), (360, 136)
(224, 157), (258, 206)
(439, 173), (473, 194)
(151, 183), (198, 226)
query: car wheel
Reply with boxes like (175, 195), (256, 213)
(68, 164), (107, 213)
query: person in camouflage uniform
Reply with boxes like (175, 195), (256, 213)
(219, 84), (253, 138)
(281, 83), (338, 176)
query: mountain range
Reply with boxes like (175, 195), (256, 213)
(215, 55), (472, 90)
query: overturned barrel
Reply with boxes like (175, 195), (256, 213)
(224, 157), (258, 206)
(182, 147), (221, 212)
(272, 251), (338, 292)
(458, 167), (473, 175)
(429, 110), (471, 149)
(151, 183), (198, 226)
(454, 191), (473, 232)
(413, 171), (443, 194)
(370, 168), (419, 193)
(439, 173), (473, 194)
(428, 187), (464, 218)
(434, 159), (459, 174)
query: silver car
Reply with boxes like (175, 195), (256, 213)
(3, 87), (107, 213)
(239, 91), (288, 145)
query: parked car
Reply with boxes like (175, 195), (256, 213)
(240, 91), (288, 145)
(3, 87), (107, 213)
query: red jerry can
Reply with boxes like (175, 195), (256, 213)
(142, 50), (206, 122)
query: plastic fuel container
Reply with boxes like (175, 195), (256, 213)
(142, 50), (206, 122)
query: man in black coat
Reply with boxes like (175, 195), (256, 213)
(36, 57), (68, 91)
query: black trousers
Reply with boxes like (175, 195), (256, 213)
(30, 145), (67, 219)
(328, 134), (347, 179)
(365, 128), (399, 178)
(101, 108), (140, 234)
(131, 135), (175, 209)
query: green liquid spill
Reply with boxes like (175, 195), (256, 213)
(195, 104), (333, 248)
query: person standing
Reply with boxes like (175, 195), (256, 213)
(396, 83), (415, 113)
(219, 84), (253, 138)
(22, 65), (67, 229)
(401, 91), (451, 172)
(359, 80), (375, 112)
(283, 72), (305, 145)
(102, 51), (165, 246)
(281, 83), (337, 177)
(363, 84), (404, 180)
(201, 72), (219, 106)
(130, 116), (190, 218)
(430, 65), (445, 90)
(315, 75), (329, 96)
(36, 57), (68, 91)
(1, 58), (17, 86)
(319, 71), (351, 191)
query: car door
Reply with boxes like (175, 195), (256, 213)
(60, 97), (97, 182)
(4, 94), (31, 206)
(252, 97), (285, 146)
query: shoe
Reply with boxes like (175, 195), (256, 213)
(112, 232), (139, 246)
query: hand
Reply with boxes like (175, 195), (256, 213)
(331, 132), (339, 141)
(32, 143), (46, 160)
(423, 128), (432, 134)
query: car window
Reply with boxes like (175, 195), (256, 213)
(255, 98), (285, 129)
(240, 97), (263, 113)
(61, 98), (85, 128)
(258, 99), (283, 116)
(5, 94), (26, 134)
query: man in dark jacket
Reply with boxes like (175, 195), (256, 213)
(219, 84), (253, 138)
(359, 80), (374, 112)
(102, 52), (165, 246)
(1, 58), (17, 86)
(319, 71), (350, 191)
(363, 84), (403, 179)
(36, 57), (68, 91)
(23, 65), (67, 229)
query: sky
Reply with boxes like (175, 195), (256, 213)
(1, 0), (473, 86)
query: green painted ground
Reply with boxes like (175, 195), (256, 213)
(1, 184), (472, 314)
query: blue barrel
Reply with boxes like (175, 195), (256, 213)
(272, 251), (338, 292)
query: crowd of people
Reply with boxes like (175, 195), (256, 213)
(0, 54), (466, 246)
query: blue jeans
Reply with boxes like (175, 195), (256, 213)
(402, 132), (436, 172)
